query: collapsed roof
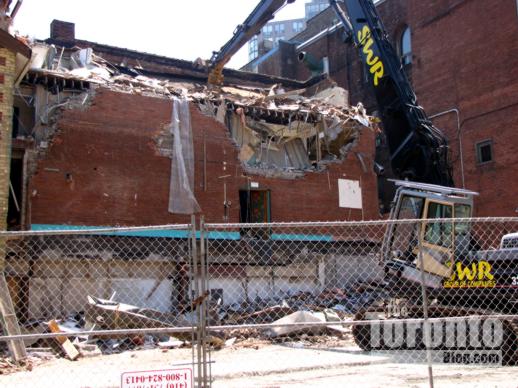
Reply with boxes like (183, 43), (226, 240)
(23, 42), (374, 177)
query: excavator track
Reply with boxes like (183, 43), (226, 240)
(352, 303), (518, 365)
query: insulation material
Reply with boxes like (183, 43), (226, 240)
(239, 144), (255, 162)
(256, 139), (310, 170)
(229, 113), (260, 148)
(168, 97), (201, 214)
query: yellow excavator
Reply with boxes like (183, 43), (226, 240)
(209, 0), (518, 363)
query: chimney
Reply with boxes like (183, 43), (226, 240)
(50, 19), (75, 42)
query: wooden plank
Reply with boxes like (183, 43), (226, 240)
(0, 274), (26, 361)
(48, 320), (79, 360)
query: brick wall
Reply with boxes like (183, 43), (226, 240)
(50, 19), (75, 42)
(28, 88), (379, 226)
(408, 0), (518, 216)
(256, 0), (518, 216)
(0, 48), (15, 231)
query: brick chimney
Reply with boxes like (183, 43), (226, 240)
(50, 19), (75, 42)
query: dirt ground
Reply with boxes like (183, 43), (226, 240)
(1, 335), (517, 388)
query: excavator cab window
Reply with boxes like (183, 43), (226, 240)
(416, 200), (455, 278)
(454, 203), (472, 255)
(454, 204), (471, 233)
(423, 201), (453, 248)
(390, 195), (424, 259)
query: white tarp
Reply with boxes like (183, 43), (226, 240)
(168, 97), (201, 214)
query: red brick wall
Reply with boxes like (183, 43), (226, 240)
(257, 0), (518, 216)
(28, 88), (379, 226)
(50, 20), (75, 42)
(410, 0), (518, 216)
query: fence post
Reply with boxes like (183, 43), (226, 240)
(418, 220), (434, 388)
(199, 216), (210, 387)
(190, 216), (203, 387)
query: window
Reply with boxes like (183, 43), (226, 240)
(400, 26), (412, 65)
(424, 202), (453, 248)
(390, 196), (424, 256)
(262, 25), (273, 37)
(454, 204), (471, 235)
(293, 21), (304, 33)
(274, 23), (285, 35)
(248, 37), (258, 61)
(476, 140), (493, 164)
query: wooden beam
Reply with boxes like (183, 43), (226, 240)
(0, 274), (27, 361)
(48, 320), (79, 360)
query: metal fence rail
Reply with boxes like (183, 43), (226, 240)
(0, 218), (517, 387)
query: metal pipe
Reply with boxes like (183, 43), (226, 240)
(429, 108), (464, 188)
(0, 223), (191, 237)
(2, 314), (517, 341)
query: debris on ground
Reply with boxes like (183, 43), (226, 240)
(47, 319), (79, 361)
(157, 337), (184, 350)
(0, 283), (384, 372)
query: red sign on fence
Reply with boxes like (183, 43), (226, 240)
(121, 368), (193, 388)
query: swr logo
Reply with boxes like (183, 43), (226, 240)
(443, 260), (496, 288)
(357, 25), (384, 87)
(450, 261), (494, 281)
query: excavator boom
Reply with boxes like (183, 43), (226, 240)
(208, 0), (295, 85)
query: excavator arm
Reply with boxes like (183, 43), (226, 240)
(209, 0), (453, 186)
(330, 0), (453, 186)
(208, 0), (295, 85)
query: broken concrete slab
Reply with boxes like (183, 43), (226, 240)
(226, 305), (295, 324)
(76, 343), (102, 358)
(158, 337), (184, 349)
(85, 295), (182, 330)
(265, 311), (326, 338)
(265, 309), (350, 338)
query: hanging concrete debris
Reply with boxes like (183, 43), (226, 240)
(195, 80), (372, 177)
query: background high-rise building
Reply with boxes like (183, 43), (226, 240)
(305, 0), (330, 19)
(247, 0), (330, 62)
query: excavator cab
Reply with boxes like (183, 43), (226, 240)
(382, 180), (477, 294)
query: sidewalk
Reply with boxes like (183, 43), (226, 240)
(0, 342), (516, 387)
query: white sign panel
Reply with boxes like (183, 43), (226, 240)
(121, 368), (192, 388)
(338, 179), (363, 209)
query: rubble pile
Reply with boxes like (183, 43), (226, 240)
(0, 282), (386, 371)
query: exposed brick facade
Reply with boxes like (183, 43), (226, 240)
(29, 88), (379, 226)
(254, 0), (518, 216)
(0, 48), (16, 232)
(50, 19), (75, 42)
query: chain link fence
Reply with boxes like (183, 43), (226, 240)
(0, 218), (517, 387)
(0, 224), (201, 388)
(203, 218), (518, 386)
